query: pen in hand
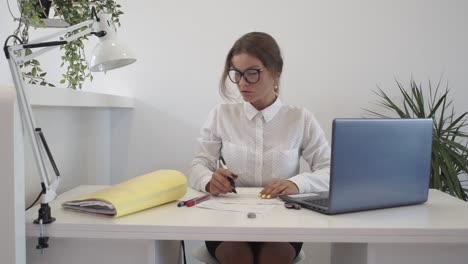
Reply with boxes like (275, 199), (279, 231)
(219, 156), (237, 194)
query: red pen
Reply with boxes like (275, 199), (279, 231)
(186, 194), (211, 207)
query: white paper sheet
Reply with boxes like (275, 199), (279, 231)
(195, 189), (282, 214)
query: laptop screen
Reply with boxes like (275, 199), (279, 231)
(327, 118), (432, 214)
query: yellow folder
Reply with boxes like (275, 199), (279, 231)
(62, 170), (187, 217)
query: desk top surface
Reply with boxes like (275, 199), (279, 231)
(26, 186), (468, 243)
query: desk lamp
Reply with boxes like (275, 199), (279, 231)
(3, 7), (136, 250)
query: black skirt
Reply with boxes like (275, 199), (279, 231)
(205, 241), (303, 259)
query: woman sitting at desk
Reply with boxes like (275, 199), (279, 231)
(189, 32), (331, 264)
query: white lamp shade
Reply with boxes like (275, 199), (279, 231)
(89, 39), (136, 72)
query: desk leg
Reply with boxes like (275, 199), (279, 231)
(367, 243), (468, 264)
(331, 243), (367, 264)
(331, 243), (468, 264)
(1, 87), (26, 264)
(151, 240), (182, 264)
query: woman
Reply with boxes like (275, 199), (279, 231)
(189, 32), (330, 264)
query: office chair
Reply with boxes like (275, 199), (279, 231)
(191, 244), (306, 264)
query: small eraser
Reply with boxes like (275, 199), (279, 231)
(247, 212), (256, 219)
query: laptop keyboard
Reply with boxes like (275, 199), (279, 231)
(306, 198), (329, 207)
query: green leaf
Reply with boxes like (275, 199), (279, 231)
(412, 81), (426, 117)
(397, 80), (420, 117)
(446, 112), (468, 132)
(431, 143), (442, 189)
(439, 147), (465, 199)
(437, 91), (448, 137)
(428, 94), (447, 118)
(376, 88), (407, 117)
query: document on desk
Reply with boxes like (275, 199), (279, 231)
(62, 170), (187, 218)
(196, 188), (282, 214)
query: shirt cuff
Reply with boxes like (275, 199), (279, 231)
(288, 170), (330, 193)
(199, 173), (213, 193)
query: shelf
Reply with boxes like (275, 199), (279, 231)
(27, 85), (134, 108)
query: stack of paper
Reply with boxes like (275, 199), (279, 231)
(63, 170), (187, 217)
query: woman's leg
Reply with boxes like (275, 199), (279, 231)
(214, 241), (254, 264)
(256, 242), (299, 264)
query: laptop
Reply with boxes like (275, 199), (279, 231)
(281, 118), (433, 215)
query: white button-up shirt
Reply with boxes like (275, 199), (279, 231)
(188, 98), (331, 193)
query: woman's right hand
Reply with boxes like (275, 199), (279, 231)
(205, 168), (237, 195)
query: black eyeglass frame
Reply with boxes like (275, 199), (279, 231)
(228, 68), (265, 84)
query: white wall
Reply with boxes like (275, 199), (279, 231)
(109, 0), (468, 182)
(1, 1), (468, 264)
(2, 1), (468, 180)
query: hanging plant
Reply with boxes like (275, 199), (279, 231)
(11, 0), (54, 86)
(11, 0), (124, 89)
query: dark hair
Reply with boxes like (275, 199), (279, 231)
(220, 32), (283, 101)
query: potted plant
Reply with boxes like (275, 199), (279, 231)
(10, 0), (124, 89)
(366, 79), (468, 201)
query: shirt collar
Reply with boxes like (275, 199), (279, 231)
(243, 97), (282, 122)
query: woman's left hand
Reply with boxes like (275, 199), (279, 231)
(260, 179), (299, 198)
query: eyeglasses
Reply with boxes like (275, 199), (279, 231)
(228, 68), (265, 84)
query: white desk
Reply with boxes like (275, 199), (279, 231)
(26, 186), (468, 264)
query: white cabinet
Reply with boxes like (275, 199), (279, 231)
(0, 85), (134, 264)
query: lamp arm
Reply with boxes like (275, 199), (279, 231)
(3, 19), (97, 214)
(4, 18), (99, 201)
(28, 19), (94, 44)
(8, 19), (94, 65)
(5, 56), (59, 204)
(3, 7), (135, 252)
(4, 7), (134, 220)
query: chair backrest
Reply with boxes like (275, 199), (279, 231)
(191, 244), (219, 264)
